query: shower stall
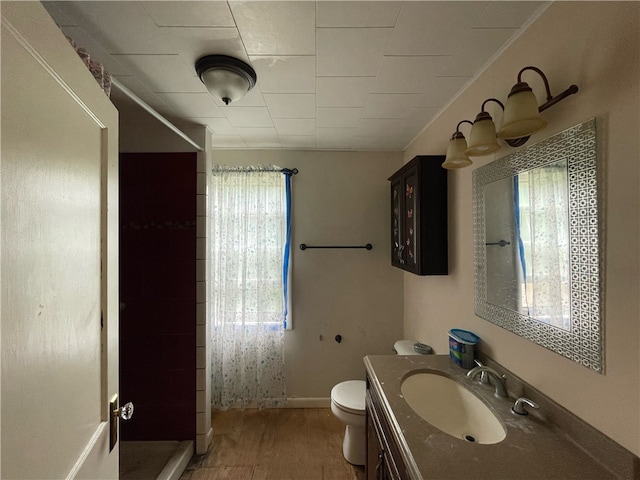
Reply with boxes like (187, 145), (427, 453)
(119, 152), (198, 479)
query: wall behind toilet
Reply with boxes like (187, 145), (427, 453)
(213, 150), (405, 399)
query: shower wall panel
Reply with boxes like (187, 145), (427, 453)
(120, 152), (196, 440)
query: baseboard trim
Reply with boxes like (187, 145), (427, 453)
(158, 440), (193, 480)
(211, 398), (332, 411)
(285, 397), (331, 408)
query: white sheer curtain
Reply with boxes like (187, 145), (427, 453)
(209, 166), (287, 409)
(517, 162), (570, 330)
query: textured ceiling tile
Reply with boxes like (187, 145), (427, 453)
(416, 76), (471, 108)
(112, 55), (205, 93)
(163, 27), (246, 67)
(186, 117), (238, 134)
(142, 1), (235, 27)
(250, 56), (315, 94)
(273, 118), (316, 136)
(316, 128), (355, 150)
(52, 0), (544, 150)
(59, 26), (131, 76)
(355, 118), (408, 138)
(316, 77), (375, 107)
(236, 127), (281, 147)
(372, 56), (451, 94)
(317, 1), (402, 27)
(279, 135), (316, 149)
(222, 107), (274, 128)
(230, 1), (315, 55)
(156, 93), (224, 118)
(404, 107), (441, 133)
(350, 135), (406, 151)
(43, 2), (78, 27)
(474, 2), (546, 28)
(316, 108), (364, 128)
(111, 75), (170, 111)
(317, 28), (392, 76)
(211, 134), (247, 148)
(52, 1), (175, 54)
(440, 28), (518, 77)
(263, 94), (315, 118)
(362, 94), (423, 119)
(386, 1), (490, 55)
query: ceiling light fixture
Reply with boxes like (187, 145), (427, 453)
(443, 66), (578, 169)
(195, 55), (257, 105)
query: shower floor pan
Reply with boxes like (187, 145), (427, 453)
(120, 440), (193, 480)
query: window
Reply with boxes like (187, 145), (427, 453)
(208, 166), (291, 409)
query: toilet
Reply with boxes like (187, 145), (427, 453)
(330, 340), (429, 465)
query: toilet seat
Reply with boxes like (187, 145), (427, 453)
(331, 380), (365, 415)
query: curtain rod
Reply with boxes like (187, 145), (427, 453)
(111, 77), (204, 152)
(211, 166), (298, 175)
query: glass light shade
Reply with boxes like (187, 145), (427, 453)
(200, 68), (251, 105)
(466, 113), (501, 156)
(196, 55), (257, 105)
(443, 134), (472, 169)
(497, 83), (547, 139)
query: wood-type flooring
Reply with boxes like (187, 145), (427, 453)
(180, 408), (366, 480)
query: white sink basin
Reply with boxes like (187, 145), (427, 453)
(400, 373), (506, 444)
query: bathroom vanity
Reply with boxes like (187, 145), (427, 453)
(366, 383), (409, 480)
(364, 354), (637, 480)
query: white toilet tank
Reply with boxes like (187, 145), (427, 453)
(393, 339), (432, 355)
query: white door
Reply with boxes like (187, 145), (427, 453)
(1, 2), (119, 478)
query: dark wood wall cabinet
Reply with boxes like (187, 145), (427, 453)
(389, 155), (448, 275)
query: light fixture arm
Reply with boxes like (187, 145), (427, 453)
(481, 98), (505, 112)
(517, 66), (579, 113)
(452, 119), (473, 139)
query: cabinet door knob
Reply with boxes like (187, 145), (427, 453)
(375, 451), (384, 480)
(398, 245), (405, 264)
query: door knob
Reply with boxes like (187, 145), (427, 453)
(110, 396), (133, 452)
(113, 401), (134, 420)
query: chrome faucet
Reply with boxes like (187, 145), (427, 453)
(467, 366), (508, 398)
(511, 397), (539, 416)
(473, 359), (491, 385)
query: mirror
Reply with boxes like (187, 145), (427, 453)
(473, 119), (603, 372)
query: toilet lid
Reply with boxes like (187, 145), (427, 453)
(394, 340), (418, 355)
(331, 380), (365, 413)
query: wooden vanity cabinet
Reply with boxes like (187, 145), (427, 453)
(366, 378), (410, 480)
(389, 155), (448, 275)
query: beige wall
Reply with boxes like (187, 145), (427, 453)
(403, 2), (639, 455)
(213, 150), (404, 399)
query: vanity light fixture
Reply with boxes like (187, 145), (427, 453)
(443, 66), (578, 169)
(442, 120), (473, 169)
(466, 98), (503, 156)
(195, 54), (257, 105)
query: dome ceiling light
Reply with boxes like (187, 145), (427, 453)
(195, 55), (257, 105)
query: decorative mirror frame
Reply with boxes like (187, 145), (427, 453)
(473, 118), (604, 372)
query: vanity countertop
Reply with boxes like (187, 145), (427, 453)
(364, 354), (616, 480)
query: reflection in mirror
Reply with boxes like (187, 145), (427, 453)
(485, 160), (571, 331)
(474, 119), (603, 372)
